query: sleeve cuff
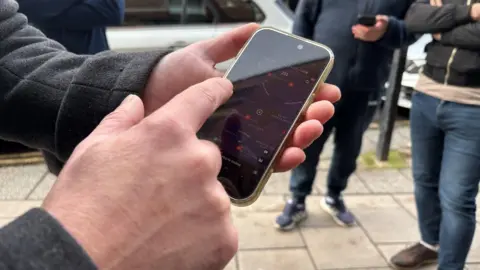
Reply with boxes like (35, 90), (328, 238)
(0, 208), (97, 269)
(54, 50), (171, 161)
(377, 16), (402, 49)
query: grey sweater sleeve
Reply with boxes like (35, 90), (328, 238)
(0, 0), (169, 162)
(0, 208), (97, 270)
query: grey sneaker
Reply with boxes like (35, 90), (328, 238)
(275, 199), (307, 231)
(320, 195), (356, 227)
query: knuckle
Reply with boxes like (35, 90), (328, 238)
(206, 181), (231, 214)
(201, 78), (233, 105)
(144, 112), (189, 138)
(189, 142), (221, 176)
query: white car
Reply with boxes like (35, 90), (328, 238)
(107, 0), (429, 109)
(107, 0), (292, 51)
(107, 0), (293, 69)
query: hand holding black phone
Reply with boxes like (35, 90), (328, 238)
(357, 15), (377, 27)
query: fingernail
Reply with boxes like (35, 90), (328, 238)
(120, 95), (137, 110)
(122, 95), (136, 104)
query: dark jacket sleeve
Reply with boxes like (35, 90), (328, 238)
(439, 22), (480, 49)
(376, 16), (419, 49)
(17, 0), (124, 29)
(405, 0), (473, 33)
(292, 0), (321, 39)
(0, 208), (97, 270)
(0, 0), (168, 162)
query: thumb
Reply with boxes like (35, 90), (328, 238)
(91, 94), (145, 137)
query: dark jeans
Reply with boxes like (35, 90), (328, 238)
(411, 91), (480, 270)
(289, 91), (379, 198)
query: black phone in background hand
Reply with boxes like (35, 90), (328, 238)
(357, 15), (377, 26)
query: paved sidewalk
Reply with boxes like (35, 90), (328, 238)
(1, 125), (480, 269)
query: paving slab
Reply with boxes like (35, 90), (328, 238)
(395, 126), (411, 141)
(232, 195), (285, 213)
(347, 195), (419, 243)
(314, 171), (371, 195)
(0, 200), (42, 218)
(365, 128), (409, 149)
(224, 256), (237, 270)
(233, 212), (304, 250)
(320, 136), (334, 160)
(317, 160), (331, 171)
(0, 164), (47, 199)
(361, 137), (377, 154)
(467, 231), (480, 263)
(354, 208), (419, 244)
(399, 168), (413, 181)
(300, 196), (340, 228)
(264, 172), (320, 195)
(394, 194), (417, 218)
(28, 173), (56, 200)
(357, 169), (413, 193)
(0, 218), (13, 228)
(238, 249), (315, 270)
(302, 227), (387, 269)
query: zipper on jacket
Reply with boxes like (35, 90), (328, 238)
(444, 48), (458, 85)
(445, 0), (471, 85)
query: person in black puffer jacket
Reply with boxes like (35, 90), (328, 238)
(390, 1), (480, 269)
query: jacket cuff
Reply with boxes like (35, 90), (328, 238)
(55, 50), (171, 162)
(376, 16), (403, 49)
(0, 208), (97, 269)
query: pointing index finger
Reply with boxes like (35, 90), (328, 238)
(146, 78), (233, 133)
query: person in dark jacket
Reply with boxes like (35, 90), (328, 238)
(16, 0), (125, 175)
(17, 0), (124, 54)
(390, 1), (480, 269)
(275, 0), (417, 230)
(0, 1), (341, 268)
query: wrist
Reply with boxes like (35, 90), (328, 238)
(3, 208), (97, 269)
(44, 203), (118, 269)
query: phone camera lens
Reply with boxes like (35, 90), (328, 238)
(297, 44), (304, 50)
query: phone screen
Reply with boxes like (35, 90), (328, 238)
(198, 29), (331, 201)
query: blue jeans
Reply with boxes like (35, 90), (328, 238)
(289, 91), (379, 198)
(411, 91), (480, 270)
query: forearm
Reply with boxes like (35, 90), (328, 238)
(0, 0), (166, 161)
(0, 208), (97, 270)
(439, 22), (480, 49)
(405, 1), (472, 33)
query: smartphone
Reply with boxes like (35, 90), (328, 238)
(198, 27), (334, 206)
(357, 15), (377, 27)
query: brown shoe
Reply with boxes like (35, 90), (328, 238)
(390, 242), (438, 269)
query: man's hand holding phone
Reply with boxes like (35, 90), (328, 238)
(144, 24), (341, 172)
(352, 15), (389, 42)
(39, 24), (341, 270)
